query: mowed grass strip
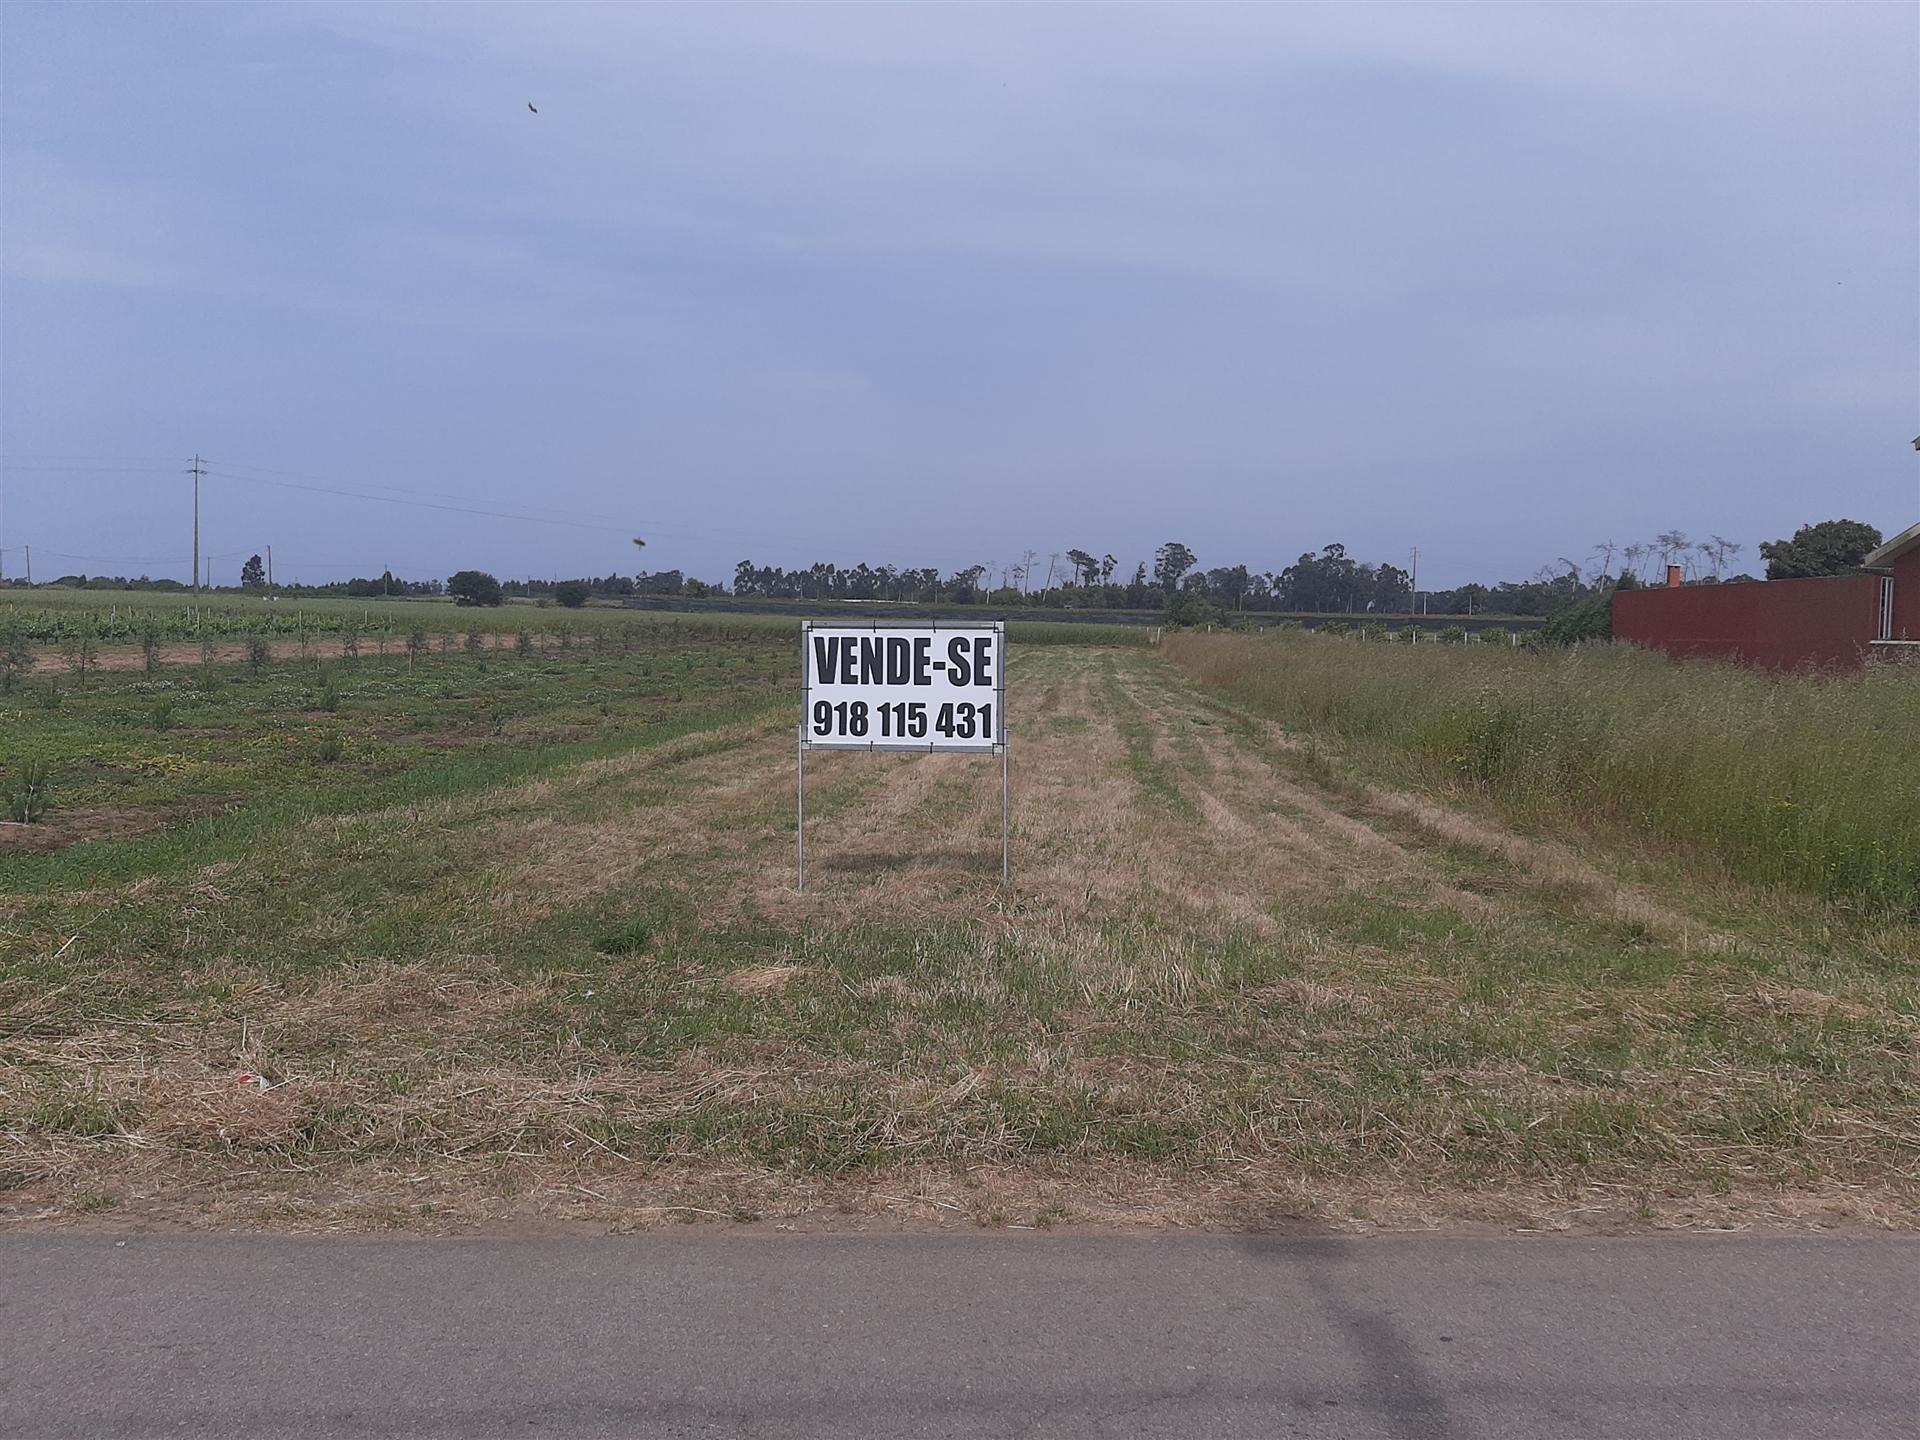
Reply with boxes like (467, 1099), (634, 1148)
(0, 626), (792, 884)
(2, 646), (1916, 1232)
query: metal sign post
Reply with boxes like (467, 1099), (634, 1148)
(795, 620), (1007, 892)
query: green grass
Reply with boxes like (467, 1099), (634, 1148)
(0, 586), (1155, 650)
(3, 643), (1915, 1232)
(1006, 621), (1152, 647)
(0, 629), (792, 890)
(0, 616), (1116, 895)
(0, 587), (798, 645)
(1168, 632), (1920, 917)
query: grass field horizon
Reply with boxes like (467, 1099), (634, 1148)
(0, 582), (1549, 639)
(3, 611), (1915, 1235)
(0, 586), (1163, 657)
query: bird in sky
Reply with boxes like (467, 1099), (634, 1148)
(527, 102), (538, 114)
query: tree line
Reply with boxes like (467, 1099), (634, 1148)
(7, 518), (1884, 618)
(726, 519), (1887, 616)
(732, 543), (1582, 617)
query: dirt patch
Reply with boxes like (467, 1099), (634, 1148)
(726, 964), (809, 994)
(0, 807), (166, 854)
(2, 1150), (1906, 1238)
(29, 639), (344, 674)
(27, 631), (560, 675)
(1742, 984), (1884, 1025)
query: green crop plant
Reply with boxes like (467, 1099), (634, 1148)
(6, 759), (52, 824)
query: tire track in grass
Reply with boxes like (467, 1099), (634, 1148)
(1097, 653), (1197, 821)
(1100, 651), (1478, 914)
(1181, 684), (1724, 948)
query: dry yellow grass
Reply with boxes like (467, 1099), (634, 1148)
(3, 646), (1916, 1235)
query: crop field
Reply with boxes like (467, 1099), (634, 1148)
(2, 615), (1916, 1234)
(0, 630), (783, 860)
(0, 587), (1153, 653)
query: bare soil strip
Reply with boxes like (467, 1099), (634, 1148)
(28, 631), (570, 674)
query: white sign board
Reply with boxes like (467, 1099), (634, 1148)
(801, 622), (1005, 753)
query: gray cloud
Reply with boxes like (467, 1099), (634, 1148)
(2, 2), (1913, 587)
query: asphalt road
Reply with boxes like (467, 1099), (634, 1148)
(2, 1234), (1915, 1439)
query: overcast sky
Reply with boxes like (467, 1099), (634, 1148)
(3, 2), (1915, 590)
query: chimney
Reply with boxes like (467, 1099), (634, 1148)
(1666, 565), (1683, 589)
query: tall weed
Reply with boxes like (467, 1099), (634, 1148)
(1168, 634), (1920, 915)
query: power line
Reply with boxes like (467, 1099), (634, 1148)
(2, 458), (651, 533)
(0, 464), (186, 474)
(197, 466), (980, 565)
(6, 456), (662, 535)
(200, 467), (645, 536)
(190, 455), (205, 599)
(2, 548), (201, 564)
(0, 453), (189, 465)
(199, 458), (651, 530)
(5, 457), (1006, 572)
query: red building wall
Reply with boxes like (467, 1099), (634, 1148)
(1890, 549), (1920, 641)
(1611, 574), (1882, 671)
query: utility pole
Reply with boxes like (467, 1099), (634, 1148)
(189, 455), (204, 598)
(1409, 546), (1419, 617)
(23, 545), (30, 586)
(266, 545), (273, 590)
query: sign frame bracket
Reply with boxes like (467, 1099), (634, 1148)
(795, 619), (1008, 892)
